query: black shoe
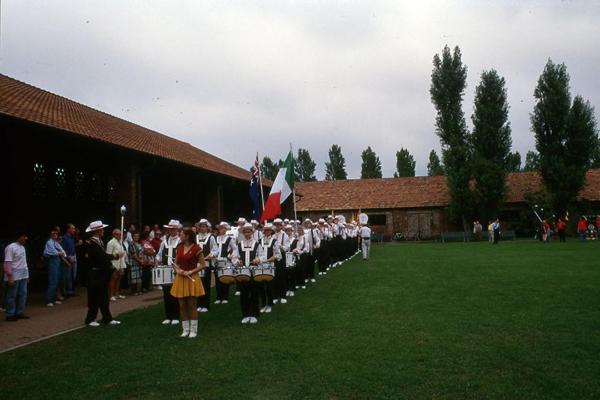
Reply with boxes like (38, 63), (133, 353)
(6, 315), (18, 322)
(16, 314), (30, 319)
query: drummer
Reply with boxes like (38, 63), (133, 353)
(295, 224), (308, 290)
(233, 217), (247, 297)
(258, 223), (281, 313)
(155, 219), (181, 326)
(234, 223), (263, 324)
(251, 219), (263, 242)
(214, 222), (237, 304)
(284, 224), (298, 298)
(196, 219), (217, 313)
(272, 218), (290, 305)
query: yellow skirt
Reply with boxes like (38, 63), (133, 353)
(170, 272), (205, 298)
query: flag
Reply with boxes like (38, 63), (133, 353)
(249, 156), (261, 220)
(261, 151), (294, 222)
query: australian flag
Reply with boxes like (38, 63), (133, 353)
(249, 156), (262, 220)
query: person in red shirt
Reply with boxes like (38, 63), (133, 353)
(542, 220), (551, 243)
(556, 218), (567, 242)
(577, 217), (587, 241)
(150, 230), (163, 252)
(170, 227), (206, 338)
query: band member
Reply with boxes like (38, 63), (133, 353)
(196, 219), (217, 313)
(359, 223), (372, 260)
(272, 218), (290, 304)
(156, 219), (181, 325)
(235, 223), (263, 324)
(251, 220), (263, 242)
(171, 227), (206, 338)
(303, 219), (320, 283)
(258, 223), (281, 312)
(317, 218), (330, 275)
(295, 225), (308, 289)
(284, 225), (298, 297)
(83, 220), (121, 326)
(234, 217), (247, 296)
(214, 222), (237, 304)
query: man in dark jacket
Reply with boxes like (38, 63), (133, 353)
(83, 220), (122, 326)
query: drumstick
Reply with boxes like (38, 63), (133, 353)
(168, 256), (196, 282)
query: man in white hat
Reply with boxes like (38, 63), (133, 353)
(155, 219), (181, 325)
(359, 222), (372, 260)
(196, 219), (217, 313)
(271, 218), (290, 304)
(83, 220), (121, 326)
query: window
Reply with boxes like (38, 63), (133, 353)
(74, 170), (85, 199)
(90, 173), (104, 201)
(369, 214), (387, 225)
(55, 167), (66, 198)
(107, 176), (116, 202)
(33, 163), (46, 197)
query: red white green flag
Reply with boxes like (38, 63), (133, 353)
(261, 151), (294, 222)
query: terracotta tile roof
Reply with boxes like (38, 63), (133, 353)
(0, 74), (259, 182)
(296, 169), (600, 211)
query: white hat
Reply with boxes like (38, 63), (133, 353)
(263, 223), (274, 231)
(318, 218), (325, 224)
(273, 218), (283, 224)
(327, 215), (334, 219)
(283, 218), (290, 223)
(85, 220), (108, 233)
(236, 217), (247, 224)
(250, 219), (259, 225)
(303, 219), (312, 225)
(284, 224), (293, 230)
(197, 218), (209, 226)
(164, 219), (181, 229)
(217, 221), (230, 229)
(241, 223), (254, 232)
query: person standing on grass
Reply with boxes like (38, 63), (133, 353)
(359, 224), (372, 260)
(156, 220), (182, 326)
(106, 229), (127, 301)
(235, 223), (263, 324)
(83, 221), (121, 326)
(4, 233), (30, 321)
(491, 219), (501, 245)
(139, 232), (155, 293)
(43, 229), (70, 307)
(196, 219), (217, 313)
(542, 219), (551, 243)
(577, 217), (587, 242)
(171, 227), (205, 338)
(556, 218), (567, 242)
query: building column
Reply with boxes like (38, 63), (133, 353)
(205, 183), (223, 224)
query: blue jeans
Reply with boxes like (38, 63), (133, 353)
(5, 278), (28, 317)
(66, 262), (77, 294)
(46, 256), (62, 303)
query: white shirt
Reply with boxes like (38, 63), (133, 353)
(106, 238), (127, 270)
(4, 242), (29, 281)
(359, 226), (372, 239)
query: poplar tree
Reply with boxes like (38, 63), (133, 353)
(394, 148), (416, 177)
(325, 144), (348, 180)
(360, 146), (383, 179)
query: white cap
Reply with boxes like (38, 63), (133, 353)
(263, 223), (274, 232)
(318, 218), (325, 224)
(273, 218), (283, 224)
(164, 219), (181, 229)
(241, 223), (254, 232)
(217, 221), (230, 229)
(236, 217), (247, 224)
(284, 224), (293, 230)
(198, 218), (209, 226)
(250, 219), (259, 225)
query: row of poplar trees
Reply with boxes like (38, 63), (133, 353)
(431, 45), (598, 230)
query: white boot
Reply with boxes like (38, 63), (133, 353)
(188, 320), (198, 338)
(180, 320), (190, 337)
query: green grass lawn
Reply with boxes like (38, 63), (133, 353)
(1, 240), (600, 399)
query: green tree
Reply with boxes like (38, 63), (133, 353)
(393, 148), (416, 177)
(471, 69), (512, 222)
(430, 45), (473, 229)
(506, 151), (521, 172)
(523, 150), (540, 172)
(294, 148), (317, 182)
(427, 149), (444, 176)
(261, 156), (278, 181)
(325, 144), (348, 180)
(531, 59), (598, 214)
(360, 146), (383, 179)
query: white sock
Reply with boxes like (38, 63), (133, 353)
(181, 320), (190, 335)
(189, 320), (198, 336)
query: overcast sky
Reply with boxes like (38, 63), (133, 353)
(2, 1), (599, 178)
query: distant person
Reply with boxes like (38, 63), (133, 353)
(596, 216), (600, 236)
(542, 219), (551, 243)
(487, 221), (494, 243)
(128, 232), (143, 296)
(491, 219), (501, 245)
(577, 217), (587, 242)
(62, 224), (78, 297)
(359, 224), (372, 260)
(106, 229), (127, 301)
(140, 232), (156, 293)
(4, 233), (30, 321)
(43, 229), (70, 307)
(472, 220), (482, 241)
(556, 218), (567, 242)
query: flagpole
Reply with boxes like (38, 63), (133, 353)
(257, 152), (265, 211)
(290, 143), (298, 223)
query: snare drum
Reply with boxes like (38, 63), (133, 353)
(285, 252), (296, 268)
(216, 258), (235, 284)
(253, 262), (275, 282)
(151, 265), (175, 285)
(234, 266), (253, 282)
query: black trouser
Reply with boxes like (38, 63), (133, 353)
(273, 260), (287, 299)
(141, 267), (152, 290)
(334, 237), (343, 263)
(493, 229), (500, 244)
(85, 269), (112, 324)
(216, 277), (230, 301)
(559, 229), (566, 242)
(296, 254), (306, 287)
(318, 243), (329, 272)
(305, 254), (315, 280)
(258, 280), (273, 307)
(197, 268), (212, 309)
(162, 284), (179, 320)
(240, 280), (259, 318)
(286, 266), (296, 292)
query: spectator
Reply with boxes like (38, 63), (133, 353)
(577, 217), (587, 242)
(487, 221), (493, 243)
(128, 232), (143, 295)
(491, 219), (501, 245)
(43, 229), (70, 307)
(126, 224), (136, 243)
(542, 219), (551, 243)
(556, 218), (567, 242)
(4, 233), (30, 321)
(62, 224), (78, 296)
(106, 229), (127, 301)
(149, 224), (159, 239)
(140, 232), (156, 292)
(150, 229), (163, 251)
(472, 220), (482, 241)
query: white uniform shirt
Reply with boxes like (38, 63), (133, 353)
(4, 242), (29, 281)
(156, 235), (181, 265)
(359, 226), (372, 239)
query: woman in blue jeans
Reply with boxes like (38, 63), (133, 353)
(43, 230), (70, 307)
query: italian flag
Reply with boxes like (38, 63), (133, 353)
(261, 151), (294, 222)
